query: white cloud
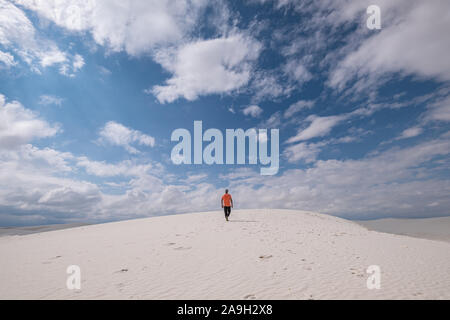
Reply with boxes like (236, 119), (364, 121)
(259, 111), (282, 129)
(0, 94), (60, 149)
(287, 114), (348, 143)
(0, 0), (35, 48)
(283, 59), (312, 84)
(0, 143), (74, 172)
(284, 100), (314, 118)
(396, 127), (423, 140)
(14, 0), (208, 56)
(0, 50), (15, 67)
(425, 96), (450, 122)
(73, 54), (84, 70)
(0, 142), (102, 225)
(98, 65), (112, 76)
(2, 0), (450, 225)
(39, 47), (67, 67)
(0, 166), (101, 224)
(181, 173), (208, 184)
(0, 96), (197, 225)
(151, 34), (261, 103)
(38, 95), (63, 106)
(59, 54), (85, 77)
(1, 123), (449, 224)
(284, 141), (324, 164)
(99, 121), (155, 154)
(0, 1), (83, 75)
(76, 157), (154, 178)
(328, 1), (450, 91)
(72, 54), (85, 71)
(250, 70), (292, 103)
(226, 136), (450, 219)
(284, 132), (361, 164)
(242, 105), (263, 118)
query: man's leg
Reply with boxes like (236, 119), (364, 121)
(224, 207), (231, 221)
(224, 206), (228, 220)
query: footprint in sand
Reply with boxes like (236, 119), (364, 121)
(43, 255), (62, 264)
(42, 256), (62, 264)
(244, 294), (256, 300)
(116, 283), (125, 291)
(166, 242), (176, 246)
(174, 246), (192, 251)
(115, 268), (128, 273)
(259, 255), (273, 260)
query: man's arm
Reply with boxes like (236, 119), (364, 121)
(221, 198), (224, 208)
(231, 198), (233, 208)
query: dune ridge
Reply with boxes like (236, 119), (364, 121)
(0, 209), (449, 299)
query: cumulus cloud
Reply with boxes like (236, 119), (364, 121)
(1, 95), (449, 225)
(0, 142), (101, 225)
(226, 136), (450, 219)
(76, 157), (155, 178)
(242, 105), (263, 118)
(396, 127), (423, 140)
(328, 0), (450, 91)
(151, 34), (261, 103)
(287, 114), (348, 143)
(1, 143), (73, 172)
(0, 0), (83, 75)
(72, 54), (85, 70)
(0, 96), (208, 225)
(284, 132), (362, 164)
(2, 0), (450, 226)
(284, 141), (325, 164)
(0, 50), (15, 67)
(0, 94), (60, 149)
(59, 53), (85, 77)
(99, 121), (155, 154)
(14, 0), (207, 56)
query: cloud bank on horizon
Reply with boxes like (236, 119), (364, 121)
(0, 0), (449, 225)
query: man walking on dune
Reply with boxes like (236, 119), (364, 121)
(221, 189), (233, 221)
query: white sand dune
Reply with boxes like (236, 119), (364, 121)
(0, 209), (449, 300)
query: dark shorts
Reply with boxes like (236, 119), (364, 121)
(224, 206), (231, 217)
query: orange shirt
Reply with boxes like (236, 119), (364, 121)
(222, 194), (232, 207)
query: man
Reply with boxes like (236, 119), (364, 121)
(221, 189), (233, 221)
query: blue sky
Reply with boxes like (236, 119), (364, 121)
(0, 0), (449, 226)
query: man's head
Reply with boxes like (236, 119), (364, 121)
(225, 189), (229, 194)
